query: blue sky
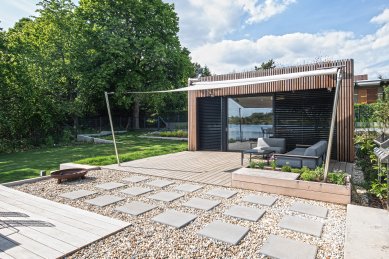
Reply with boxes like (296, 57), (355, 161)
(1, 0), (389, 77)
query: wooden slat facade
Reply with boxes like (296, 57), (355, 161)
(188, 59), (355, 162)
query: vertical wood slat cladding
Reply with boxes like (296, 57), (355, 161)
(274, 89), (337, 158)
(188, 59), (354, 162)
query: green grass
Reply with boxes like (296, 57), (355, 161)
(0, 132), (187, 183)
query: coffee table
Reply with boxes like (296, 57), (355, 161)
(241, 149), (274, 166)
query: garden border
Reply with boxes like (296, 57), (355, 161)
(232, 168), (351, 204)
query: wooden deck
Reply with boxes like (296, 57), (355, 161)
(103, 151), (354, 187)
(0, 185), (130, 259)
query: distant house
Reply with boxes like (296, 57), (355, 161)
(354, 74), (389, 104)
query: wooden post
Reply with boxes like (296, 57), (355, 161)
(104, 92), (120, 166)
(324, 68), (343, 180)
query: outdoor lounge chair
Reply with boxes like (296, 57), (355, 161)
(250, 137), (286, 154)
(274, 140), (328, 169)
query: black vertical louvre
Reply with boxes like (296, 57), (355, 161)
(198, 97), (223, 151)
(274, 89), (337, 158)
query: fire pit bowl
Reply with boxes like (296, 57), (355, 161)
(51, 168), (89, 184)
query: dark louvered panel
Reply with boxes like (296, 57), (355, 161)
(274, 89), (337, 158)
(198, 97), (222, 151)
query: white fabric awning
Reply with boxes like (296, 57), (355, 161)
(130, 67), (338, 93)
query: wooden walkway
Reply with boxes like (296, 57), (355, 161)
(0, 185), (130, 259)
(103, 151), (354, 187)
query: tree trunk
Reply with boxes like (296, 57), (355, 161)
(73, 116), (79, 139)
(132, 101), (140, 129)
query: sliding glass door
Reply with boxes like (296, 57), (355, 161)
(227, 95), (273, 151)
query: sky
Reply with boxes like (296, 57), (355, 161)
(1, 0), (389, 78)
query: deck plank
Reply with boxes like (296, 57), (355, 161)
(103, 151), (352, 186)
(0, 186), (130, 258)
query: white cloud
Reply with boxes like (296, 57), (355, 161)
(168, 0), (296, 48)
(190, 8), (389, 78)
(238, 0), (296, 24)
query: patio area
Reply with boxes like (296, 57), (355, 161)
(0, 185), (129, 259)
(102, 151), (354, 187)
(11, 168), (347, 258)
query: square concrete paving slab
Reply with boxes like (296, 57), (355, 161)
(60, 190), (96, 200)
(148, 191), (184, 202)
(260, 234), (317, 259)
(173, 183), (204, 193)
(224, 205), (265, 222)
(122, 176), (149, 183)
(206, 188), (237, 199)
(120, 187), (153, 196)
(86, 195), (124, 207)
(242, 194), (278, 206)
(146, 179), (174, 188)
(152, 209), (197, 228)
(182, 197), (221, 211)
(95, 182), (126, 190)
(198, 220), (249, 245)
(279, 215), (324, 237)
(115, 201), (157, 216)
(290, 202), (328, 218)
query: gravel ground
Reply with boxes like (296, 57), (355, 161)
(14, 169), (347, 258)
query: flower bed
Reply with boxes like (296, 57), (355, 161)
(232, 167), (352, 204)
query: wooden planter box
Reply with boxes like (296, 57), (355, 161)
(232, 168), (351, 204)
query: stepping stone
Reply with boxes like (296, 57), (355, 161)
(279, 215), (324, 237)
(242, 194), (278, 206)
(122, 176), (149, 183)
(121, 187), (153, 196)
(183, 197), (221, 211)
(198, 220), (249, 245)
(86, 195), (124, 207)
(173, 183), (204, 193)
(260, 234), (317, 259)
(152, 209), (197, 228)
(115, 201), (156, 216)
(148, 191), (184, 202)
(60, 190), (96, 200)
(290, 202), (328, 218)
(224, 205), (265, 222)
(146, 179), (174, 188)
(95, 182), (125, 190)
(206, 188), (237, 199)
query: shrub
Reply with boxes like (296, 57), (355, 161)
(61, 128), (73, 144)
(291, 168), (301, 174)
(159, 130), (188, 138)
(327, 172), (347, 185)
(249, 161), (256, 168)
(281, 165), (292, 172)
(257, 161), (265, 169)
(370, 179), (388, 200)
(270, 160), (276, 170)
(300, 166), (324, 182)
(45, 136), (55, 147)
(354, 132), (377, 182)
(300, 170), (317, 181)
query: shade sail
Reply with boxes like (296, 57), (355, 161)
(130, 67), (338, 93)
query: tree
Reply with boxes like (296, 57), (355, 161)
(255, 59), (276, 70)
(76, 0), (193, 129)
(193, 62), (212, 77)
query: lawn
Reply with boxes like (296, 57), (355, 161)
(0, 132), (187, 183)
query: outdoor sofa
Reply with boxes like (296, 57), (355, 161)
(250, 137), (286, 154)
(274, 140), (328, 169)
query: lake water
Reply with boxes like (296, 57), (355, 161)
(228, 124), (272, 140)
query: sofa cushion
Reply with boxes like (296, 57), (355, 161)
(256, 137), (286, 153)
(304, 140), (327, 157)
(254, 146), (283, 153)
(287, 148), (306, 156)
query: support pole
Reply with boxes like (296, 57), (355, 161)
(104, 92), (121, 166)
(324, 68), (343, 180)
